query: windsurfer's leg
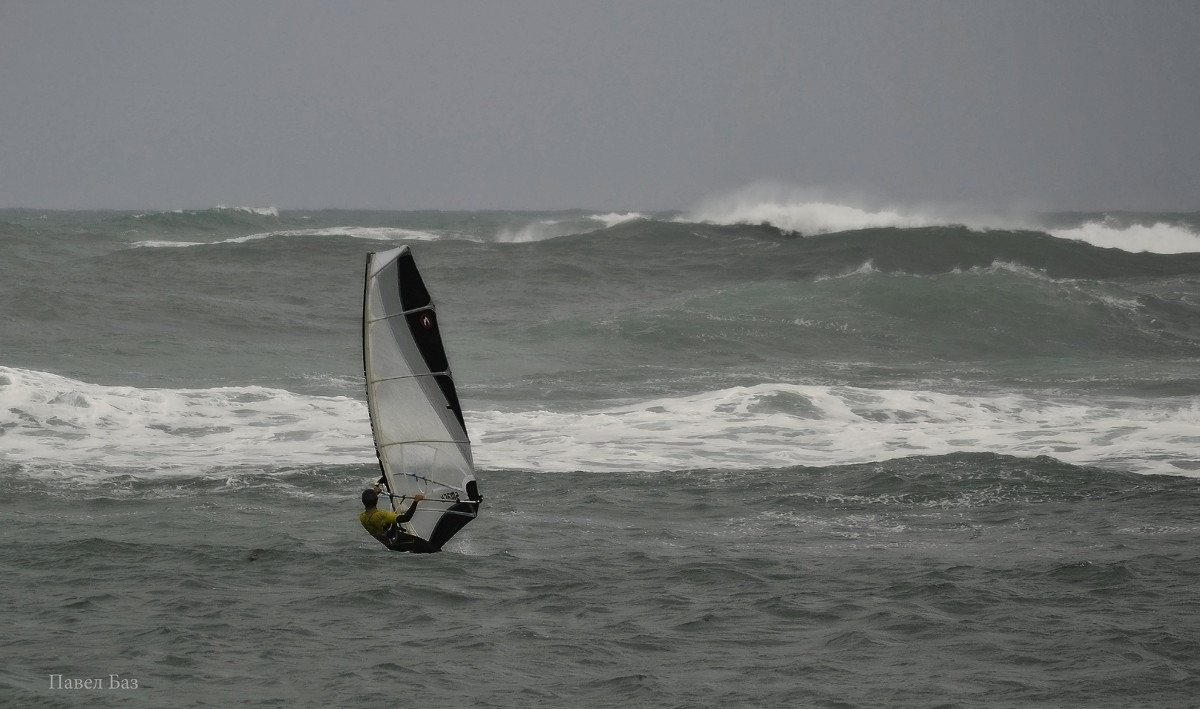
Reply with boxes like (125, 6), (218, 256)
(378, 524), (410, 548)
(389, 531), (420, 548)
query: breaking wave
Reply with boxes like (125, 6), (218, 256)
(680, 185), (1200, 255)
(4, 367), (1197, 480)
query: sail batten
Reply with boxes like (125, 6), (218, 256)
(366, 307), (436, 324)
(363, 246), (480, 553)
(373, 371), (453, 382)
(378, 439), (469, 448)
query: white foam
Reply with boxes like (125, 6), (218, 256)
(814, 261), (879, 281)
(132, 206), (279, 219)
(238, 226), (447, 243)
(3, 368), (1196, 480)
(493, 220), (591, 243)
(472, 383), (1200, 477)
(683, 184), (1200, 255)
(130, 240), (207, 248)
(0, 367), (372, 477)
(685, 198), (937, 234)
(492, 214), (646, 243)
(682, 184), (950, 234)
(130, 226), (449, 249)
(974, 260), (1055, 280)
(214, 204), (279, 217)
(1048, 220), (1200, 254)
(588, 212), (646, 228)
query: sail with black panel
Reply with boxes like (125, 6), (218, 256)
(363, 246), (480, 553)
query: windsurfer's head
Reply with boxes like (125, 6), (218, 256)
(361, 489), (379, 508)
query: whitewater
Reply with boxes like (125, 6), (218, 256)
(4, 367), (1198, 477)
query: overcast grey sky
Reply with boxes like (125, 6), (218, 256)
(2, 1), (1198, 211)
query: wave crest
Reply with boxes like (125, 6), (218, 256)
(682, 185), (1200, 254)
(131, 226), (446, 249)
(1049, 219), (1200, 254)
(682, 185), (952, 234)
(4, 368), (1197, 479)
(0, 367), (371, 476)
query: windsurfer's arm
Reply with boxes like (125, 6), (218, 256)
(396, 494), (425, 523)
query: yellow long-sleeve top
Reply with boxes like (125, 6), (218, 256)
(359, 499), (420, 537)
(360, 508), (401, 536)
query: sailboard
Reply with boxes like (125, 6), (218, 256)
(363, 246), (481, 553)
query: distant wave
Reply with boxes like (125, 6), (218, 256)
(683, 197), (942, 234)
(214, 204), (279, 217)
(132, 205), (279, 219)
(131, 226), (448, 249)
(494, 221), (577, 243)
(588, 212), (647, 228)
(682, 185), (1200, 255)
(491, 212), (647, 243)
(493, 219), (599, 243)
(1048, 219), (1200, 254)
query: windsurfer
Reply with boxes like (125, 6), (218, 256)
(360, 486), (425, 550)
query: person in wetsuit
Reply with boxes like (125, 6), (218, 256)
(360, 485), (425, 550)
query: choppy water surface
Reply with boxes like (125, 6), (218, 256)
(2, 205), (1199, 707)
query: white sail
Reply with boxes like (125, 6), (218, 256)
(363, 246), (480, 552)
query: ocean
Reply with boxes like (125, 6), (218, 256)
(2, 203), (1199, 708)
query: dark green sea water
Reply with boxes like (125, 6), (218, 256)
(2, 207), (1200, 707)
